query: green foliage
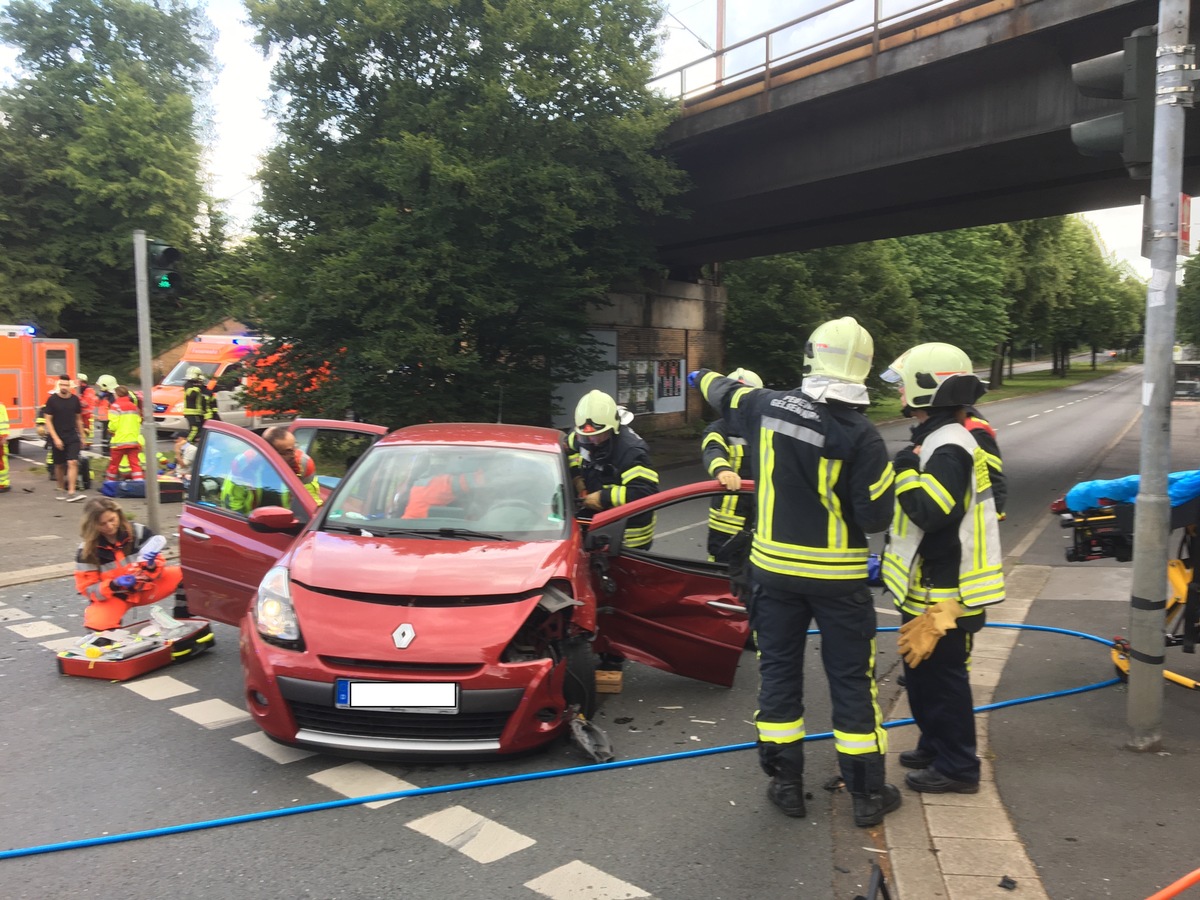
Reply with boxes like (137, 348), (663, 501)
(0, 0), (217, 370)
(1178, 256), (1200, 347)
(243, 0), (686, 426)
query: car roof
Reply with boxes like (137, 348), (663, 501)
(377, 422), (566, 453)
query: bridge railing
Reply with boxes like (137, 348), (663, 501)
(651, 0), (1007, 109)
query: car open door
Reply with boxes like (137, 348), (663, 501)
(180, 419), (384, 624)
(289, 418), (388, 497)
(585, 481), (752, 687)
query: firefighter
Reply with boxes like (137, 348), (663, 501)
(964, 406), (1006, 519)
(93, 374), (117, 455)
(106, 386), (144, 481)
(182, 366), (207, 442)
(692, 316), (899, 827)
(701, 367), (762, 564)
(0, 398), (8, 493)
(879, 342), (1005, 796)
(566, 390), (658, 549)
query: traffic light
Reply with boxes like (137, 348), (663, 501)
(1070, 27), (1156, 179)
(147, 239), (181, 292)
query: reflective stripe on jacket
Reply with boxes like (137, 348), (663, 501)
(567, 429), (658, 548)
(882, 422), (1005, 615)
(698, 370), (894, 593)
(108, 396), (142, 446)
(701, 420), (754, 536)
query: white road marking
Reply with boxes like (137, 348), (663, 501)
(7, 620), (67, 638)
(170, 698), (252, 729)
(407, 805), (536, 863)
(525, 861), (651, 899)
(27, 535), (64, 542)
(1043, 409), (1055, 414)
(233, 730), (317, 763)
(1027, 414), (1039, 419)
(875, 606), (900, 617)
(652, 519), (706, 538)
(307, 761), (416, 809)
(0, 607), (33, 622)
(1006, 422), (1021, 426)
(123, 674), (198, 701)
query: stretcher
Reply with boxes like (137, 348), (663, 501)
(1054, 479), (1200, 690)
(57, 609), (214, 681)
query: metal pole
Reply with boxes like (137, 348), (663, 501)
(715, 0), (725, 86)
(133, 230), (161, 537)
(1127, 0), (1191, 750)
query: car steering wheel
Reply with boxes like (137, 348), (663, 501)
(486, 498), (543, 516)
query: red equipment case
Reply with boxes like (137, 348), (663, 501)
(56, 618), (214, 681)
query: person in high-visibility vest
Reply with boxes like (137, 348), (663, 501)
(0, 400), (9, 493)
(182, 367), (207, 442)
(880, 342), (1005, 797)
(105, 386), (143, 480)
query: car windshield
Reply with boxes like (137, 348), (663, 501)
(323, 444), (570, 541)
(162, 360), (218, 386)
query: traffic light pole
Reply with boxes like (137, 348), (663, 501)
(133, 230), (162, 537)
(1127, 0), (1192, 750)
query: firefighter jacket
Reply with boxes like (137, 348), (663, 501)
(701, 418), (755, 542)
(75, 521), (163, 606)
(182, 379), (205, 417)
(567, 428), (658, 548)
(220, 447), (320, 514)
(697, 370), (895, 595)
(964, 407), (1006, 516)
(0, 401), (7, 441)
(108, 396), (142, 447)
(881, 412), (1005, 620)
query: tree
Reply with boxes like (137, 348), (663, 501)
(0, 0), (216, 371)
(241, 0), (686, 427)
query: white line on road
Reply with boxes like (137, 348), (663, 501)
(308, 761), (416, 809)
(526, 860), (651, 900)
(407, 805), (536, 863)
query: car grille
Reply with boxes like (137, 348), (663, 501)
(318, 656), (481, 675)
(288, 701), (511, 741)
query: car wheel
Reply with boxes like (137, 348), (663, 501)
(562, 639), (597, 719)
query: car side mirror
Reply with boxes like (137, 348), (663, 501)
(249, 506), (303, 534)
(584, 531), (611, 553)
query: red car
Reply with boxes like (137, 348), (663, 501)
(180, 419), (750, 758)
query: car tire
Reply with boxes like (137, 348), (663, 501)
(562, 639), (598, 719)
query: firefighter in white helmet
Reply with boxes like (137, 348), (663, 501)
(701, 367), (762, 571)
(880, 342), (1004, 797)
(566, 389), (658, 550)
(691, 316), (899, 827)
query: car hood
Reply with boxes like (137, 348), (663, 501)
(284, 532), (576, 663)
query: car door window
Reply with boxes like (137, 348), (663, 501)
(292, 426), (380, 492)
(194, 430), (300, 516)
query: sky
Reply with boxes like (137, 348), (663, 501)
(0, 0), (1173, 279)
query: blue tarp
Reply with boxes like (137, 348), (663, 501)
(1066, 470), (1200, 511)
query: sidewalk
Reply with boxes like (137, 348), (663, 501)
(883, 401), (1200, 900)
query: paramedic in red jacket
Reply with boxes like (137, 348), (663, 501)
(75, 498), (182, 631)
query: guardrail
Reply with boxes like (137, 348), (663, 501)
(651, 0), (1017, 111)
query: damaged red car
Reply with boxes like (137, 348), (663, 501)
(179, 420), (750, 758)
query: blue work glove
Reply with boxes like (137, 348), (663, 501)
(687, 370), (702, 389)
(112, 574), (139, 592)
(141, 552), (161, 572)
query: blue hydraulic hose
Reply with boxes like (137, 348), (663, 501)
(0, 621), (1126, 861)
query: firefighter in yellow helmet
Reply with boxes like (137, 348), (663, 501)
(880, 342), (1005, 796)
(566, 390), (658, 549)
(701, 367), (761, 569)
(692, 316), (899, 827)
(182, 366), (207, 443)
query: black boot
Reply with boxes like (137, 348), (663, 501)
(767, 776), (807, 818)
(853, 783), (902, 827)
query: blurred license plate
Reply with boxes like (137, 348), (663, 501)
(336, 680), (457, 710)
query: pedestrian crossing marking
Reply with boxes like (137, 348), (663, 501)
(170, 697), (252, 729)
(307, 761), (416, 808)
(123, 674), (199, 701)
(0, 607), (33, 622)
(525, 860), (651, 899)
(406, 805), (536, 863)
(233, 730), (317, 763)
(41, 635), (85, 652)
(7, 619), (67, 638)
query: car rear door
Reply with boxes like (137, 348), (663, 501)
(585, 481), (752, 687)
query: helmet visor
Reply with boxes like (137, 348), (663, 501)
(880, 366), (903, 384)
(575, 420), (612, 444)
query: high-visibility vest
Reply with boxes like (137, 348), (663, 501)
(882, 423), (1004, 616)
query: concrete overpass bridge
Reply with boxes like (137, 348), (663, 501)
(653, 0), (1200, 267)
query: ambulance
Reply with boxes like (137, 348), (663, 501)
(151, 334), (291, 435)
(0, 325), (80, 451)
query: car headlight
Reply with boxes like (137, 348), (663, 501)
(254, 565), (304, 649)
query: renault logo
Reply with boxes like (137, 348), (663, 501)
(392, 623), (415, 649)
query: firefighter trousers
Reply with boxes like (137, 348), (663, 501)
(902, 611), (981, 783)
(751, 582), (887, 794)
